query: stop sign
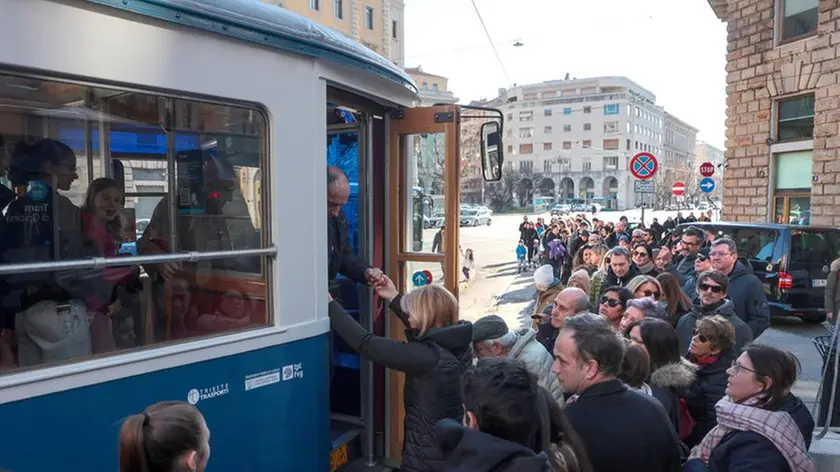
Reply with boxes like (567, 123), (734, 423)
(672, 181), (686, 196)
(700, 162), (715, 177)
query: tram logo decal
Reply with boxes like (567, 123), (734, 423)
(186, 383), (230, 405)
(282, 363), (304, 381)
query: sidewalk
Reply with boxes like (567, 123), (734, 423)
(459, 261), (538, 330)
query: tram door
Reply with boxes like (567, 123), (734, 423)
(386, 105), (462, 462)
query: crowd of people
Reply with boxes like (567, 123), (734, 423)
(117, 210), (822, 472)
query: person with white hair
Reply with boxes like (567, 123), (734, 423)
(473, 315), (564, 405)
(532, 265), (563, 328)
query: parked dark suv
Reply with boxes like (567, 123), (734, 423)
(666, 222), (840, 322)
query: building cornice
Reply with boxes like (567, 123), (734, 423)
(707, 0), (727, 21)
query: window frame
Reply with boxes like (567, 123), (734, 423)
(334, 0), (343, 19)
(0, 68), (277, 385)
(392, 19), (398, 39)
(365, 5), (375, 30)
(775, 93), (815, 143)
(776, 0), (819, 45)
(310, 0), (320, 10)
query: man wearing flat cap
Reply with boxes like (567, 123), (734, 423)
(472, 314), (564, 405)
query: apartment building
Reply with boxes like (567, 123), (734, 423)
(479, 76), (676, 210)
(262, 0), (405, 66)
(661, 112), (699, 202)
(706, 0), (831, 225)
(406, 67), (459, 106)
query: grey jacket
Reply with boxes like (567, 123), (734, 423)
(508, 328), (564, 405)
(825, 259), (840, 317)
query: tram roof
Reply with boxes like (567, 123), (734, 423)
(85, 0), (418, 94)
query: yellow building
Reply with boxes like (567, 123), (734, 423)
(405, 67), (458, 106)
(262, 0), (405, 66)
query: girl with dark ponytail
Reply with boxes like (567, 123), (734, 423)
(119, 401), (210, 472)
(534, 386), (593, 472)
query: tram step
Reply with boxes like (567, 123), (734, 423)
(337, 458), (396, 472)
(330, 417), (363, 472)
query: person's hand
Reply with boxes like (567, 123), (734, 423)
(365, 268), (384, 286)
(161, 261), (182, 281)
(374, 275), (399, 302)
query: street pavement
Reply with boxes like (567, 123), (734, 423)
(456, 210), (834, 409)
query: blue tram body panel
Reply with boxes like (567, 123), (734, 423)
(0, 334), (330, 472)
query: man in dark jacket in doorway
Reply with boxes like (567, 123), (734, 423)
(328, 166), (382, 286)
(708, 238), (771, 338)
(552, 313), (681, 472)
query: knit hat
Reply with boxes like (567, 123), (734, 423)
(472, 315), (509, 342)
(534, 265), (557, 291)
(567, 269), (591, 295)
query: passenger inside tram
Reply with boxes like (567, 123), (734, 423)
(0, 73), (270, 372)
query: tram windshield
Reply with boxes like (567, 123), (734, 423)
(0, 72), (271, 373)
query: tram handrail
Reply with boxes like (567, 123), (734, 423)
(0, 246), (278, 275)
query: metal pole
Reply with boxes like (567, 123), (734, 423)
(361, 115), (376, 466)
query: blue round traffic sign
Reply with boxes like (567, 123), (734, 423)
(629, 152), (658, 180)
(700, 177), (716, 193)
(412, 271), (429, 287)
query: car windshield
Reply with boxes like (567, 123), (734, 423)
(462, 210), (477, 216)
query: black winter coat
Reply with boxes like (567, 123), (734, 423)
(681, 351), (733, 448)
(725, 260), (771, 338)
(676, 300), (753, 356)
(328, 296), (473, 472)
(434, 419), (553, 472)
(328, 209), (369, 284)
(705, 394), (814, 472)
(649, 359), (697, 436)
(565, 379), (682, 472)
(600, 265), (639, 297)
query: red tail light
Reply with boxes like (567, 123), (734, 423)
(778, 272), (793, 290)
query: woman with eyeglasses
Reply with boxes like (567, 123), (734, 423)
(598, 286), (632, 331)
(675, 270), (753, 357)
(631, 244), (659, 277)
(681, 315), (737, 448)
(625, 318), (697, 440)
(684, 345), (817, 472)
(626, 275), (663, 302)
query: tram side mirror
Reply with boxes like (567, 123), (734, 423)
(480, 121), (503, 182)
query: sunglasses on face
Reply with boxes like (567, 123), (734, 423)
(698, 282), (724, 293)
(697, 255), (709, 262)
(599, 296), (622, 308)
(692, 329), (709, 343)
(641, 290), (660, 299)
(634, 251), (649, 258)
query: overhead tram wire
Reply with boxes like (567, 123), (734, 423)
(469, 0), (512, 86)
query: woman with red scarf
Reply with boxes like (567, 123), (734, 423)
(81, 178), (139, 353)
(681, 315), (737, 448)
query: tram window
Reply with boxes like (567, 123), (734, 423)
(0, 72), (270, 375)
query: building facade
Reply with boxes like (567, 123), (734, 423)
(479, 76), (680, 210)
(262, 0), (405, 66)
(660, 112), (699, 204)
(706, 0), (830, 225)
(405, 67), (459, 106)
(695, 140), (725, 200)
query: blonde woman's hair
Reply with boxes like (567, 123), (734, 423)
(600, 248), (616, 273)
(626, 275), (663, 298)
(399, 284), (459, 335)
(589, 244), (609, 268)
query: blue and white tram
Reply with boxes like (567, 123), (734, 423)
(0, 1), (503, 471)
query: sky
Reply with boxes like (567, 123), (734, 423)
(402, 0), (728, 149)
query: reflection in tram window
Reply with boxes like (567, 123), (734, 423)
(0, 72), (270, 375)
